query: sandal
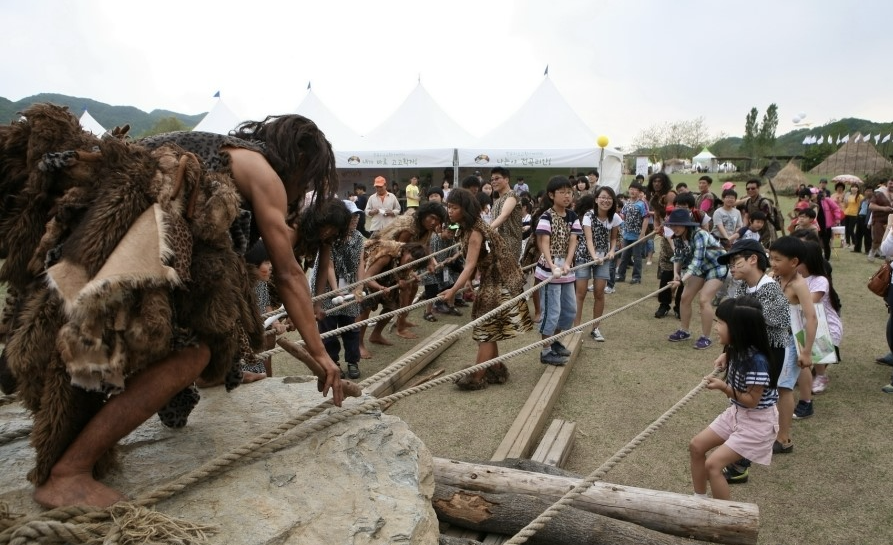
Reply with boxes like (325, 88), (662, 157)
(446, 306), (463, 316)
(485, 362), (509, 384)
(455, 373), (488, 391)
(424, 312), (438, 322)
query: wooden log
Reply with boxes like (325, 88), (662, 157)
(491, 331), (583, 461)
(433, 458), (759, 545)
(365, 324), (458, 398)
(530, 419), (576, 468)
(434, 484), (708, 545)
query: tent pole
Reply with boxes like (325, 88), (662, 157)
(453, 149), (459, 194)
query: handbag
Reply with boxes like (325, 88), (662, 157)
(867, 262), (891, 298)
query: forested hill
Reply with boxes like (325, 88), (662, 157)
(0, 93), (204, 137)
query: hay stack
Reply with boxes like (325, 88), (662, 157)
(772, 161), (808, 192)
(810, 140), (892, 176)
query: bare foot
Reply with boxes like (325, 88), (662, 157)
(403, 320), (418, 328)
(369, 335), (393, 346)
(34, 472), (128, 509)
(396, 329), (419, 339)
(360, 346), (373, 359)
(241, 371), (267, 383)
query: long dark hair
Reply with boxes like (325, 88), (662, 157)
(574, 194), (596, 218)
(800, 241), (842, 313)
(446, 188), (481, 229)
(293, 198), (351, 258)
(647, 172), (671, 219)
(715, 296), (777, 387)
(233, 115), (337, 213)
(415, 202), (447, 232)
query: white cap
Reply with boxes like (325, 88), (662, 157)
(342, 199), (361, 215)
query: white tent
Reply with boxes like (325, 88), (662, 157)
(339, 83), (474, 169)
(294, 89), (365, 163)
(457, 76), (624, 191)
(692, 148), (717, 172)
(192, 96), (242, 135)
(79, 109), (107, 136)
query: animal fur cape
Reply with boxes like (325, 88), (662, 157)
(0, 104), (263, 484)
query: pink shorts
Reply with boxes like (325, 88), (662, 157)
(709, 404), (779, 465)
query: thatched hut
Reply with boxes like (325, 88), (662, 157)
(810, 139), (892, 176)
(772, 161), (808, 193)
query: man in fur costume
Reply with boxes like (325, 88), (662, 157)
(0, 104), (345, 509)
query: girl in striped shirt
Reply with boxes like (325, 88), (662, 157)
(689, 296), (779, 500)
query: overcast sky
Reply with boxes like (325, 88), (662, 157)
(2, 0), (890, 148)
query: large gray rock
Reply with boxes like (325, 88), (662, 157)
(0, 377), (438, 544)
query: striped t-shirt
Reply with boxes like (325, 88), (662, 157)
(727, 350), (778, 409)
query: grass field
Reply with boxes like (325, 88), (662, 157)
(270, 222), (893, 544)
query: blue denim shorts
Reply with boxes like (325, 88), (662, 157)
(575, 260), (612, 281)
(777, 336), (801, 390)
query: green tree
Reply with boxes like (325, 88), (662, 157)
(756, 103), (779, 159)
(140, 116), (187, 137)
(742, 107), (758, 160)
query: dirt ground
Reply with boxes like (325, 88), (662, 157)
(274, 242), (893, 545)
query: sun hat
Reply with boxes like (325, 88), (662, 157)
(722, 182), (736, 191)
(663, 208), (699, 227)
(717, 239), (767, 265)
(374, 176), (387, 187)
(342, 199), (361, 215)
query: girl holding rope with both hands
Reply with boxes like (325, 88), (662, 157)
(439, 189), (533, 390)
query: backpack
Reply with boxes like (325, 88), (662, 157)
(759, 197), (784, 232)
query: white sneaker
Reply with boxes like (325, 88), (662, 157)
(603, 286), (615, 294)
(812, 375), (829, 394)
(590, 328), (606, 342)
(587, 284), (594, 292)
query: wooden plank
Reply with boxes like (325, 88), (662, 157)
(530, 419), (576, 469)
(530, 419), (563, 463)
(365, 324), (458, 398)
(490, 331), (582, 461)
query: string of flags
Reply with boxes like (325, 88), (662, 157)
(802, 133), (892, 145)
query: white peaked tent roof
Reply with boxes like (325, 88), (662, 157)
(339, 83), (474, 169)
(294, 90), (364, 154)
(79, 109), (107, 136)
(457, 76), (624, 191)
(192, 97), (242, 135)
(692, 148), (716, 162)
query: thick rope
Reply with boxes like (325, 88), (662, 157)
(258, 242), (459, 320)
(0, 233), (661, 543)
(504, 367), (723, 545)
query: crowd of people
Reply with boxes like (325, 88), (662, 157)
(4, 104), (890, 510)
(317, 168), (893, 503)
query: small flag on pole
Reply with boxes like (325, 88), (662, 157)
(842, 135), (849, 144)
(307, 81), (311, 90)
(544, 65), (549, 76)
(875, 134), (881, 144)
(828, 135), (834, 145)
(884, 134), (892, 143)
(213, 91), (220, 98)
(802, 136), (810, 145)
(817, 136), (824, 145)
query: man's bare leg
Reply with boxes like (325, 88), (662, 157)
(368, 316), (394, 345)
(33, 344), (210, 509)
(357, 311), (373, 358)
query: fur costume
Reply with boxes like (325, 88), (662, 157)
(0, 104), (264, 484)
